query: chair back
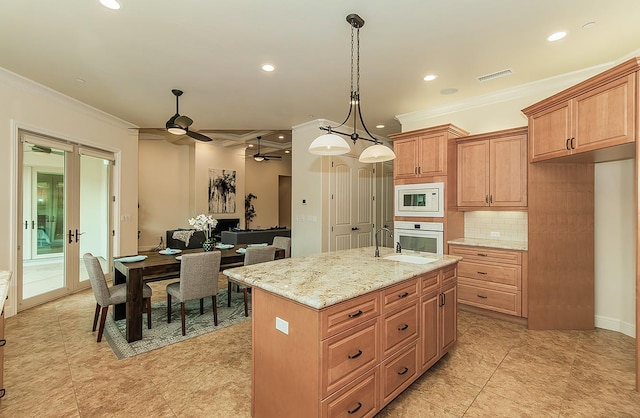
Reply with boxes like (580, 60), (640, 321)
(179, 251), (221, 301)
(83, 253), (111, 307)
(244, 245), (277, 266)
(272, 236), (291, 258)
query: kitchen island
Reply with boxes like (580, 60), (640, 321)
(223, 247), (461, 418)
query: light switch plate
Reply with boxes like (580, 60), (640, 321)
(275, 317), (289, 335)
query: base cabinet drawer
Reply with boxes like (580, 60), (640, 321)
(458, 283), (521, 316)
(322, 368), (379, 418)
(458, 261), (520, 289)
(382, 302), (419, 357)
(380, 342), (418, 407)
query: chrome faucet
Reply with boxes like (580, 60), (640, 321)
(374, 227), (393, 257)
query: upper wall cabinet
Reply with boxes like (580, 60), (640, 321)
(522, 58), (639, 163)
(389, 124), (468, 181)
(456, 127), (528, 210)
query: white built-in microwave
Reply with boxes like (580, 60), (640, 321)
(394, 182), (444, 217)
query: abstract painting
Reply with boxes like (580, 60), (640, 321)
(208, 169), (236, 213)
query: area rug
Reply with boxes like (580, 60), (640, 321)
(104, 289), (250, 359)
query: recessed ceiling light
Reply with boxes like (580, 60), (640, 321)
(248, 144), (254, 148)
(423, 74), (438, 81)
(285, 150), (290, 154)
(278, 135), (284, 139)
(440, 88), (458, 95)
(262, 64), (275, 72)
(547, 31), (567, 42)
(582, 21), (596, 30)
(376, 124), (385, 129)
(75, 78), (85, 83)
(99, 0), (121, 10)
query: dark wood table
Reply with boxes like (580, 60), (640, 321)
(113, 246), (282, 342)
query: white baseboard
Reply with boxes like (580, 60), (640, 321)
(595, 315), (636, 338)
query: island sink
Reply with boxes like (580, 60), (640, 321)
(383, 254), (438, 264)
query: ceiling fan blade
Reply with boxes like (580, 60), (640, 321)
(186, 130), (212, 142)
(175, 115), (193, 129)
(265, 155), (282, 159)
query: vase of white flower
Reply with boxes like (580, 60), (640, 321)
(188, 214), (218, 252)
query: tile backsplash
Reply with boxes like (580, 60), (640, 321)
(464, 211), (528, 243)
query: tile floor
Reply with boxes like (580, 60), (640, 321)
(1, 280), (639, 417)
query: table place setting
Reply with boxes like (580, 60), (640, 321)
(159, 248), (182, 255)
(113, 255), (148, 263)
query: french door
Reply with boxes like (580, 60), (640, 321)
(18, 130), (114, 310)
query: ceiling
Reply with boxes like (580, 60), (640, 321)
(2, 0), (640, 157)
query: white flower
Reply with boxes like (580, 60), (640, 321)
(188, 214), (218, 241)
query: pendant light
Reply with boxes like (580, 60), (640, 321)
(308, 13), (396, 163)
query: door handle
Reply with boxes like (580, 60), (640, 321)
(68, 229), (75, 244)
(24, 221), (28, 229)
(32, 220), (35, 229)
(75, 229), (86, 243)
(351, 227), (359, 231)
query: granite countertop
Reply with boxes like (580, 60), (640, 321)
(448, 237), (528, 251)
(223, 247), (461, 310)
(0, 271), (12, 313)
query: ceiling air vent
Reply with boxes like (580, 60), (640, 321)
(477, 68), (513, 82)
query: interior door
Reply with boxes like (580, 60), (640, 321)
(18, 131), (114, 310)
(329, 156), (374, 251)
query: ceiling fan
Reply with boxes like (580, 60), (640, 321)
(165, 89), (212, 142)
(252, 136), (282, 161)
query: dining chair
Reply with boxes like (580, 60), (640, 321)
(83, 253), (152, 342)
(272, 236), (291, 258)
(166, 251), (221, 336)
(228, 245), (277, 317)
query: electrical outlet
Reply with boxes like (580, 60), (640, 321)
(275, 317), (289, 335)
(490, 231), (500, 238)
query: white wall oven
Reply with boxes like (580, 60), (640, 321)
(394, 221), (444, 254)
(395, 182), (444, 218)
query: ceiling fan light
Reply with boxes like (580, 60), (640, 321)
(254, 155), (265, 162)
(167, 125), (186, 135)
(308, 134), (350, 156)
(358, 144), (396, 163)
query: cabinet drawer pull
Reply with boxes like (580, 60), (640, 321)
(348, 310), (363, 318)
(477, 271), (487, 275)
(397, 366), (409, 375)
(398, 291), (409, 298)
(348, 349), (363, 359)
(347, 402), (362, 414)
(477, 294), (488, 299)
(570, 137), (575, 149)
(566, 137), (571, 150)
(397, 324), (409, 331)
(0, 339), (5, 347)
(476, 253), (487, 257)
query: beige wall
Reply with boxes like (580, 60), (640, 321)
(396, 57), (636, 336)
(0, 68), (138, 316)
(245, 156), (292, 229)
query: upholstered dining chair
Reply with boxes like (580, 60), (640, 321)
(272, 236), (291, 258)
(166, 251), (221, 336)
(83, 253), (152, 342)
(229, 245), (277, 317)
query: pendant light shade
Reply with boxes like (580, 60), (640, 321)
(308, 133), (350, 155)
(358, 143), (396, 163)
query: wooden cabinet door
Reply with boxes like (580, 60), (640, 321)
(489, 134), (527, 207)
(417, 134), (446, 177)
(420, 292), (439, 372)
(440, 282), (457, 354)
(393, 138), (418, 179)
(457, 140), (489, 207)
(528, 101), (571, 162)
(573, 73), (636, 153)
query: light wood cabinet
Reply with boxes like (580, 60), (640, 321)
(450, 244), (526, 318)
(457, 127), (527, 209)
(251, 263), (458, 417)
(390, 124), (468, 181)
(523, 58), (638, 163)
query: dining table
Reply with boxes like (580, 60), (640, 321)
(113, 245), (283, 342)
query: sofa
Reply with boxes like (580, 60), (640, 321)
(166, 218), (240, 250)
(220, 228), (291, 245)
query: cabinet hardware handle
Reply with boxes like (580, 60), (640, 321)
(348, 349), (363, 359)
(489, 195), (493, 204)
(348, 310), (363, 318)
(398, 291), (409, 298)
(418, 166), (421, 174)
(570, 137), (575, 149)
(485, 195), (489, 204)
(347, 402), (362, 414)
(566, 138), (571, 150)
(0, 339), (5, 347)
(0, 388), (4, 399)
(439, 293), (445, 307)
(398, 324), (409, 331)
(398, 367), (409, 375)
(477, 294), (488, 299)
(477, 253), (487, 257)
(477, 271), (487, 275)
